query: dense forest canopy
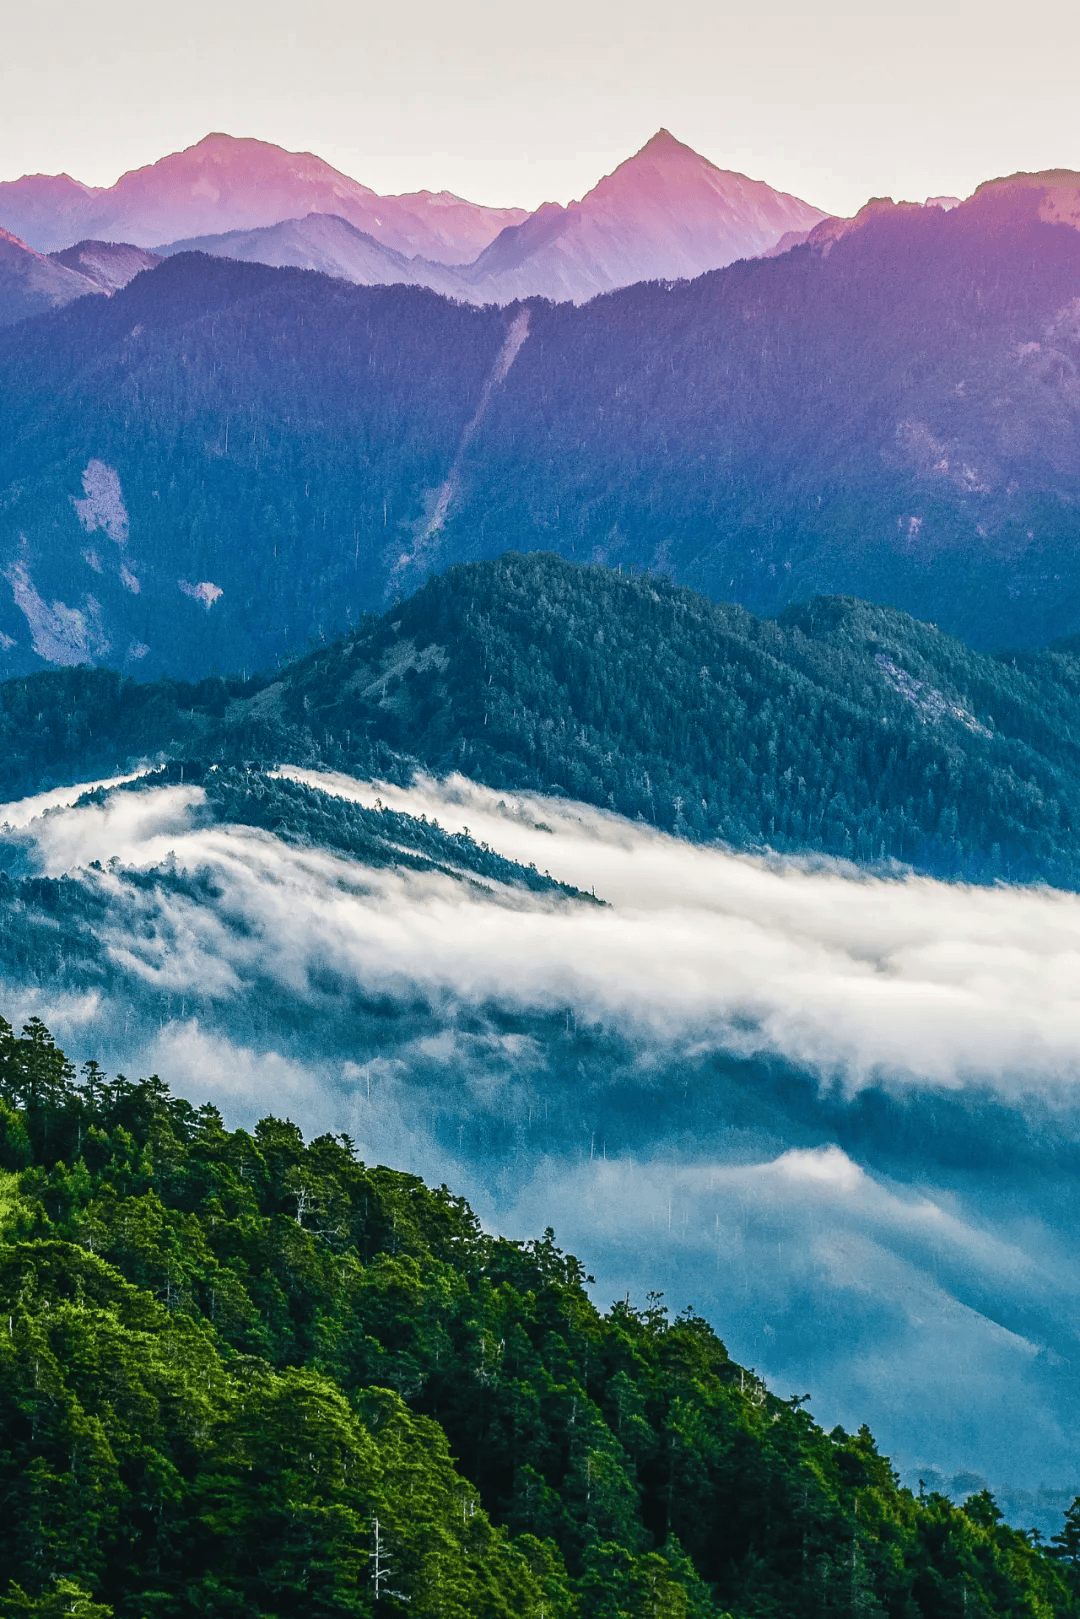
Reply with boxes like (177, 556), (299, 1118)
(6, 554), (1080, 889)
(1, 1012), (1078, 1617)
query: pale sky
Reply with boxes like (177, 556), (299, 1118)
(2, 0), (1079, 218)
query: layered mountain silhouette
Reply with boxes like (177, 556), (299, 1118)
(0, 133), (527, 261)
(2, 166), (1080, 675)
(0, 227), (101, 325)
(48, 239), (162, 292)
(0, 230), (162, 326)
(157, 213), (466, 299)
(155, 130), (827, 304)
(454, 130), (827, 302)
(2, 130), (826, 307)
(7, 551), (1080, 891)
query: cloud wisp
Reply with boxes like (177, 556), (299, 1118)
(260, 768), (1080, 1102)
(7, 767), (1080, 1103)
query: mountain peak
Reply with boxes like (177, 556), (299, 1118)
(465, 130), (827, 303)
(630, 128), (708, 165)
(0, 135), (525, 261)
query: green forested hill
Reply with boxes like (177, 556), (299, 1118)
(6, 553), (1080, 888)
(0, 1012), (1077, 1618)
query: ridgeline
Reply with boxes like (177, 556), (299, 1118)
(5, 553), (1080, 888)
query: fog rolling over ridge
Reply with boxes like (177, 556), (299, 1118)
(3, 764), (1080, 1515)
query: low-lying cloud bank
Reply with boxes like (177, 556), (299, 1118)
(3, 767), (1080, 1501)
(11, 767), (1080, 1101)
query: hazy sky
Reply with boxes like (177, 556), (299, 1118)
(3, 0), (1079, 217)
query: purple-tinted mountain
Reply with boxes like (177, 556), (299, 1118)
(157, 213), (467, 298)
(0, 227), (103, 326)
(2, 169), (1080, 676)
(0, 232), (161, 327)
(457, 129), (828, 302)
(48, 239), (162, 292)
(163, 130), (828, 304)
(0, 134), (527, 262)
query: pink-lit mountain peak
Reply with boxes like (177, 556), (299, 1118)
(0, 134), (528, 261)
(605, 127), (720, 171)
(466, 128), (828, 302)
(126, 132), (375, 194)
(102, 133), (381, 242)
(589, 128), (763, 187)
(582, 127), (829, 246)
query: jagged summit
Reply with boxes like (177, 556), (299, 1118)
(636, 127), (690, 153)
(594, 126), (803, 195)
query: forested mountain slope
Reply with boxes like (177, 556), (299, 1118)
(0, 1013), (1076, 1618)
(5, 554), (1080, 889)
(3, 174), (1080, 675)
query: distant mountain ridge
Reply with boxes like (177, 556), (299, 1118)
(154, 130), (828, 305)
(453, 129), (828, 303)
(0, 230), (163, 327)
(0, 226), (102, 325)
(4, 168), (1080, 668)
(0, 132), (528, 262)
(48, 238), (162, 292)
(157, 213), (467, 300)
(3, 129), (827, 306)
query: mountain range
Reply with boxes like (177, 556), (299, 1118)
(156, 131), (828, 305)
(0, 132), (529, 261)
(8, 121), (1080, 1595)
(0, 129), (827, 316)
(2, 167), (1080, 674)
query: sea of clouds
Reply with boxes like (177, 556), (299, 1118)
(3, 767), (1079, 1514)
